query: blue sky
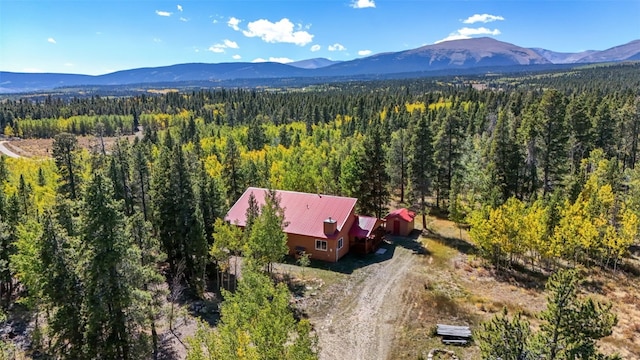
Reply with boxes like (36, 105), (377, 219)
(1, 0), (639, 75)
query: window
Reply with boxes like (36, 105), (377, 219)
(337, 237), (344, 250)
(315, 239), (327, 251)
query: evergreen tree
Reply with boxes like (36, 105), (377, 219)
(432, 111), (463, 207)
(52, 132), (82, 200)
(408, 114), (434, 228)
(132, 139), (151, 221)
(537, 90), (568, 196)
(223, 138), (244, 203)
(39, 212), (85, 358)
(151, 140), (207, 295)
(359, 125), (389, 218)
(476, 308), (532, 360)
(566, 94), (593, 175)
(386, 129), (408, 203)
(487, 110), (522, 204)
(532, 269), (617, 360)
(82, 173), (156, 359)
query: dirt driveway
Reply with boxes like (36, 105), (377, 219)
(297, 235), (425, 360)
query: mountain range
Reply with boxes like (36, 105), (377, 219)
(1, 37), (639, 93)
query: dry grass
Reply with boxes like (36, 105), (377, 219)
(388, 215), (640, 360)
(7, 134), (138, 158)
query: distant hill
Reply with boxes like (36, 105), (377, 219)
(577, 39), (640, 63)
(529, 48), (597, 64)
(319, 37), (550, 77)
(288, 58), (341, 69)
(1, 37), (638, 93)
(530, 39), (640, 64)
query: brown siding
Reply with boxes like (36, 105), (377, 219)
(387, 215), (414, 236)
(287, 209), (355, 262)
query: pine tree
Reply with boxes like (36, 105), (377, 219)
(151, 140), (207, 295)
(408, 114), (434, 228)
(132, 138), (151, 220)
(82, 173), (157, 359)
(223, 138), (244, 203)
(386, 129), (408, 203)
(52, 132), (82, 200)
(433, 111), (462, 208)
(487, 110), (522, 204)
(476, 308), (531, 360)
(359, 125), (389, 218)
(532, 269), (617, 360)
(38, 212), (85, 358)
(537, 90), (568, 196)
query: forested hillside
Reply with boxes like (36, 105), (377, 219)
(0, 63), (639, 359)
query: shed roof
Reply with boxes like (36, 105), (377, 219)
(225, 187), (358, 239)
(349, 215), (381, 238)
(384, 208), (416, 222)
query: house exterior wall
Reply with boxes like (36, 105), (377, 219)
(388, 216), (414, 236)
(286, 209), (356, 262)
(402, 218), (414, 236)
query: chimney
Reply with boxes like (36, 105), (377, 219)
(323, 217), (337, 235)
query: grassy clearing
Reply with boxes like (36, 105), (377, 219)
(389, 214), (640, 360)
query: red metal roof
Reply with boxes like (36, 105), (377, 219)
(349, 215), (381, 238)
(225, 187), (358, 239)
(384, 208), (416, 222)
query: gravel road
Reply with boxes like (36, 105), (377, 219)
(303, 237), (422, 360)
(0, 141), (22, 158)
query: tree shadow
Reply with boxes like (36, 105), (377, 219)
(490, 264), (549, 291)
(157, 332), (184, 360)
(293, 230), (430, 275)
(422, 228), (477, 256)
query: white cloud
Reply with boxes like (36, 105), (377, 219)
(434, 34), (470, 43)
(155, 10), (172, 17)
(358, 49), (372, 56)
(252, 57), (294, 63)
(351, 0), (375, 9)
(458, 27), (501, 36)
(153, 38), (162, 43)
(328, 43), (346, 51)
(232, 54), (242, 60)
(224, 39), (239, 49)
(269, 57), (294, 63)
(310, 44), (321, 52)
(228, 17), (241, 31)
(435, 27), (501, 43)
(208, 45), (225, 53)
(64, 63), (74, 67)
(208, 39), (240, 53)
(180, 17), (188, 22)
(47, 37), (57, 44)
(177, 4), (183, 12)
(462, 14), (504, 24)
(243, 18), (313, 46)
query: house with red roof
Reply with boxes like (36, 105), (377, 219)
(384, 208), (416, 236)
(225, 187), (385, 262)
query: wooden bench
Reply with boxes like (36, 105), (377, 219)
(436, 324), (471, 346)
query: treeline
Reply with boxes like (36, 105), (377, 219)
(2, 62), (640, 136)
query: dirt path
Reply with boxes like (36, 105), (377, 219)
(305, 237), (421, 360)
(0, 141), (22, 158)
